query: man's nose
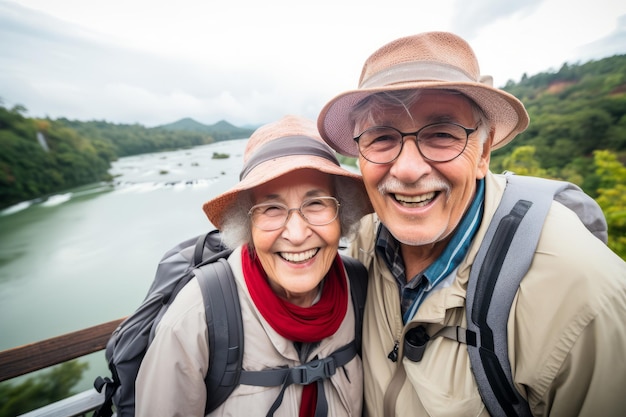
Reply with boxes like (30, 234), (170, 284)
(390, 137), (432, 182)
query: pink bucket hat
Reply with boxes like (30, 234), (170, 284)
(203, 115), (370, 229)
(317, 31), (530, 157)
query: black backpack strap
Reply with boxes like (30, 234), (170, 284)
(238, 340), (357, 387)
(194, 229), (232, 266)
(466, 175), (565, 417)
(340, 255), (368, 355)
(239, 341), (358, 417)
(195, 257), (243, 415)
(93, 375), (116, 417)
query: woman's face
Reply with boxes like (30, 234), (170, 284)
(250, 169), (341, 307)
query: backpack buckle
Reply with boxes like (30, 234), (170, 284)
(293, 356), (337, 384)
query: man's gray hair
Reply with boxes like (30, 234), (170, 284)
(350, 89), (491, 144)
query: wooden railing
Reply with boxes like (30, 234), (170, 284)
(0, 318), (125, 417)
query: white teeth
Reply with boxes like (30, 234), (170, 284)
(394, 191), (436, 204)
(280, 249), (318, 262)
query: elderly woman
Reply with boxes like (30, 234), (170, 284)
(135, 115), (372, 417)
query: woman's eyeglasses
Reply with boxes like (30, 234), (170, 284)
(248, 196), (340, 231)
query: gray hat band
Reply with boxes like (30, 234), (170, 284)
(360, 61), (477, 89)
(240, 136), (340, 180)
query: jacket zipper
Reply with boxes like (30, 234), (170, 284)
(387, 341), (399, 362)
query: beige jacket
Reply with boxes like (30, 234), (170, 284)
(349, 172), (626, 417)
(136, 246), (363, 417)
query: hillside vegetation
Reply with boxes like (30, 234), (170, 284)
(159, 117), (255, 141)
(0, 112), (252, 209)
(494, 54), (626, 256)
(492, 54), (626, 188)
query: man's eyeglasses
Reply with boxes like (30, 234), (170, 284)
(248, 196), (340, 231)
(354, 122), (478, 164)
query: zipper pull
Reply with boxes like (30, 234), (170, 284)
(387, 341), (399, 362)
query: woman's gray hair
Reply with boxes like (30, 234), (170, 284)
(219, 191), (254, 249)
(350, 89), (492, 145)
(219, 174), (370, 249)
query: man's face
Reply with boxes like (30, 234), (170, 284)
(356, 91), (492, 249)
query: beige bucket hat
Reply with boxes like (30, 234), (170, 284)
(203, 115), (370, 229)
(317, 31), (530, 157)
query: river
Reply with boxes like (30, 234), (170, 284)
(0, 139), (248, 392)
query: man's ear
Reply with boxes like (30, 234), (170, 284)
(477, 129), (494, 179)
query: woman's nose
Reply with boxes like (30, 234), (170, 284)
(281, 210), (311, 242)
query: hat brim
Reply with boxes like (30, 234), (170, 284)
(202, 154), (367, 229)
(318, 81), (529, 157)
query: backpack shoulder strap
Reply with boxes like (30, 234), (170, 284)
(195, 256), (243, 415)
(340, 255), (368, 355)
(466, 174), (576, 417)
(195, 229), (233, 266)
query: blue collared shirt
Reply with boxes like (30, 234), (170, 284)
(375, 179), (485, 324)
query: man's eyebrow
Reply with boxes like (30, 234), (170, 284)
(424, 114), (458, 124)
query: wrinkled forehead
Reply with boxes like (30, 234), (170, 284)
(350, 89), (481, 132)
(249, 168), (336, 202)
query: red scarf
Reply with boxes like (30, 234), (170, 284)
(241, 245), (348, 417)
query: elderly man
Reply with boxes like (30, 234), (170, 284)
(318, 32), (626, 417)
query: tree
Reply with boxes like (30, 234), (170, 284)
(500, 145), (548, 177)
(593, 150), (626, 259)
(0, 360), (88, 416)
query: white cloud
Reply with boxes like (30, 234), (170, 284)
(575, 13), (626, 62)
(1, 0), (625, 127)
(451, 0), (544, 38)
(464, 0), (626, 85)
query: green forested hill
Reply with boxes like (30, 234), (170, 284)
(56, 118), (212, 157)
(492, 54), (626, 186)
(0, 108), (114, 208)
(0, 110), (248, 210)
(493, 54), (626, 257)
(157, 117), (255, 141)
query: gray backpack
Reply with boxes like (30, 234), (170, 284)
(94, 230), (367, 417)
(401, 173), (608, 417)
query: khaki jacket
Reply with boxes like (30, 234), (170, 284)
(349, 172), (626, 417)
(136, 246), (363, 417)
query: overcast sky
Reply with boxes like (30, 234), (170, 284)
(1, 0), (625, 128)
